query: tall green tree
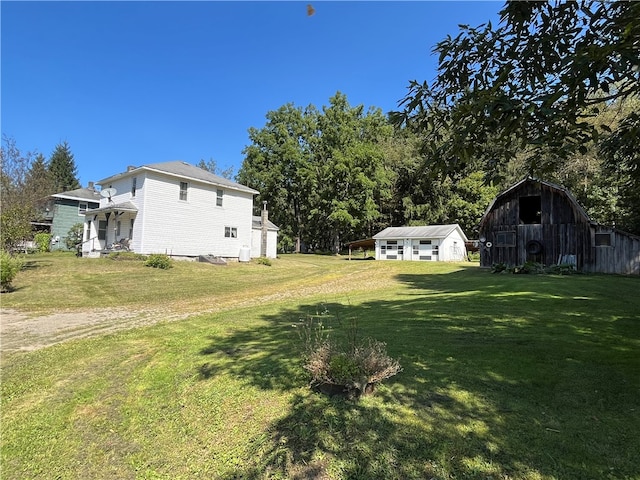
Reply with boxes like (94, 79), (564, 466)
(311, 93), (394, 252)
(1, 136), (39, 250)
(48, 141), (80, 192)
(24, 153), (54, 205)
(392, 1), (640, 182)
(238, 103), (318, 252)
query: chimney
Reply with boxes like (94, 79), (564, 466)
(260, 201), (268, 257)
(127, 165), (136, 172)
(88, 181), (95, 190)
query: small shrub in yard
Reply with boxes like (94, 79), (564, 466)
(34, 233), (52, 253)
(144, 253), (172, 269)
(298, 310), (402, 400)
(1, 250), (23, 292)
(255, 257), (272, 266)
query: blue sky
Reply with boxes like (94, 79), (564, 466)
(2, 1), (501, 187)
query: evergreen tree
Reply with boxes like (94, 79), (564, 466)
(25, 153), (54, 199)
(48, 141), (80, 192)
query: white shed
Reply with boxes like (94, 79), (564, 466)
(373, 224), (468, 261)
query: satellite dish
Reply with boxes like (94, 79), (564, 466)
(100, 188), (117, 201)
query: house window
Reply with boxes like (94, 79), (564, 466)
(420, 240), (432, 245)
(419, 255), (432, 261)
(225, 226), (237, 238)
(496, 231), (516, 246)
(78, 202), (88, 216)
(595, 233), (612, 247)
(131, 177), (137, 197)
(519, 196), (541, 224)
(116, 221), (121, 237)
(216, 189), (223, 207)
(98, 220), (108, 240)
(179, 182), (188, 201)
(130, 219), (134, 239)
(433, 245), (439, 255)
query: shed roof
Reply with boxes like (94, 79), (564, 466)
(98, 161), (259, 195)
(373, 224), (468, 242)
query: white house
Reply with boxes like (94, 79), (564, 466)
(373, 224), (468, 261)
(82, 161), (278, 259)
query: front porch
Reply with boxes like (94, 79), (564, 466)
(83, 202), (137, 256)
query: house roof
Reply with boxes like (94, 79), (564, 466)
(85, 201), (138, 215)
(252, 216), (280, 231)
(97, 161), (259, 195)
(479, 176), (593, 228)
(51, 187), (102, 203)
(373, 224), (468, 242)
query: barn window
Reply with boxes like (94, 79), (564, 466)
(595, 233), (612, 247)
(519, 196), (541, 224)
(496, 231), (516, 246)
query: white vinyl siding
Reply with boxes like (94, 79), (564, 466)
(134, 173), (253, 257)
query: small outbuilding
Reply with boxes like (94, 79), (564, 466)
(478, 177), (640, 275)
(373, 224), (468, 262)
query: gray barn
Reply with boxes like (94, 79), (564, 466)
(478, 177), (640, 275)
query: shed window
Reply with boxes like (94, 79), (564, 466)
(179, 182), (188, 201)
(519, 196), (541, 224)
(595, 233), (612, 247)
(496, 231), (516, 246)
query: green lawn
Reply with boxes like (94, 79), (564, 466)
(1, 254), (639, 479)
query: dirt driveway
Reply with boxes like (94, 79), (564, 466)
(0, 307), (190, 353)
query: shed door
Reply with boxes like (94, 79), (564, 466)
(518, 224), (543, 263)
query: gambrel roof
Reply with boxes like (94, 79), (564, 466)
(479, 176), (593, 229)
(98, 161), (258, 195)
(373, 224), (468, 242)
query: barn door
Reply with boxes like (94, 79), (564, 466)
(518, 224), (543, 264)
